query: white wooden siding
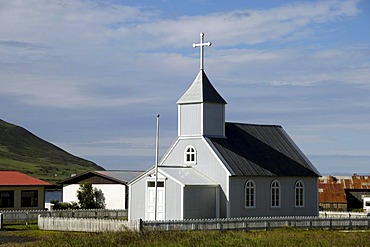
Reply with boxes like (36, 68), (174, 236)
(161, 138), (229, 217)
(178, 104), (201, 136)
(63, 184), (126, 210)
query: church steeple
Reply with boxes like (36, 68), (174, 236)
(177, 70), (226, 105)
(177, 33), (226, 138)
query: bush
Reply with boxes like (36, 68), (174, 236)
(50, 200), (79, 210)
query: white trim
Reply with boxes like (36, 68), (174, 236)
(201, 102), (204, 135)
(158, 137), (181, 166)
(294, 180), (305, 208)
(180, 185), (184, 220)
(128, 167), (155, 186)
(145, 178), (166, 220)
(159, 169), (185, 187)
(178, 105), (181, 136)
(244, 180), (256, 209)
(184, 145), (197, 165)
(270, 180), (281, 209)
(202, 137), (233, 176)
(128, 184), (132, 220)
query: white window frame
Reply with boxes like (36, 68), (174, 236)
(184, 145), (197, 164)
(270, 180), (281, 208)
(295, 180), (305, 208)
(245, 180), (256, 208)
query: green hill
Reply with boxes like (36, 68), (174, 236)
(0, 119), (104, 184)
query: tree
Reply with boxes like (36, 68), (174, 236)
(76, 182), (105, 209)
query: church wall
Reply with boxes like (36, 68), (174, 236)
(202, 103), (225, 137)
(183, 186), (217, 219)
(128, 178), (146, 220)
(164, 178), (182, 220)
(178, 104), (201, 136)
(229, 176), (319, 217)
(161, 138), (228, 217)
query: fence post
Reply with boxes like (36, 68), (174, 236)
(139, 218), (143, 232)
(265, 220), (270, 231)
(0, 213), (3, 230)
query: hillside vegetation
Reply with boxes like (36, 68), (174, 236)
(0, 119), (104, 183)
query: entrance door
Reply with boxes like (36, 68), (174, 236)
(146, 181), (165, 220)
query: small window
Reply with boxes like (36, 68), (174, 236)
(0, 190), (14, 208)
(295, 180), (305, 207)
(147, 181), (164, 187)
(184, 145), (196, 164)
(245, 180), (255, 208)
(271, 180), (280, 208)
(21, 190), (38, 207)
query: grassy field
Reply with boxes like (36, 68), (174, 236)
(0, 225), (369, 247)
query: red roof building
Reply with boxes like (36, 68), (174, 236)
(0, 171), (51, 210)
(0, 171), (51, 186)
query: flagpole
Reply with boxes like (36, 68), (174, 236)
(154, 113), (160, 220)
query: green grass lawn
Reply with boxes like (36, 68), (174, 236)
(1, 225), (369, 247)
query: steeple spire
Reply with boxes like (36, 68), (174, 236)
(193, 32), (212, 70)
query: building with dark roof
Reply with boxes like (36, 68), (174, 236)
(0, 171), (51, 210)
(60, 170), (143, 210)
(128, 33), (320, 220)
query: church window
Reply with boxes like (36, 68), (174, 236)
(295, 180), (304, 207)
(245, 180), (255, 208)
(270, 180), (280, 208)
(184, 146), (197, 164)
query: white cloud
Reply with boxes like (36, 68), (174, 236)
(137, 0), (361, 47)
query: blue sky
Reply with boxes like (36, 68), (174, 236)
(1, 0), (369, 175)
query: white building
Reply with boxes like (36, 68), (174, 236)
(61, 170), (142, 209)
(128, 33), (320, 220)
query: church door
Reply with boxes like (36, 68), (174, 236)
(146, 181), (165, 220)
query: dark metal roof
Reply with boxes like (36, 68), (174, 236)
(177, 70), (227, 104)
(95, 170), (143, 183)
(59, 170), (144, 185)
(208, 122), (320, 177)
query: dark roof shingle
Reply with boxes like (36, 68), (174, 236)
(208, 122), (320, 177)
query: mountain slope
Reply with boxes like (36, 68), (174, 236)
(0, 119), (104, 183)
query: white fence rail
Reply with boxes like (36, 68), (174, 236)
(143, 216), (370, 231)
(319, 211), (368, 217)
(0, 209), (127, 225)
(37, 215), (370, 232)
(38, 215), (141, 232)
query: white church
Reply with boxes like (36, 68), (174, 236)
(128, 33), (320, 221)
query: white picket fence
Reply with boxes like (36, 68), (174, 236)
(0, 209), (127, 225)
(36, 215), (370, 232)
(38, 215), (141, 232)
(143, 216), (370, 231)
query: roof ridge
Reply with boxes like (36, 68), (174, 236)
(226, 121), (282, 128)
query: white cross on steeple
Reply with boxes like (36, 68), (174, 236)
(193, 32), (212, 70)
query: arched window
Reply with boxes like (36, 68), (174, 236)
(295, 180), (304, 207)
(184, 145), (196, 164)
(270, 180), (280, 208)
(245, 180), (255, 208)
